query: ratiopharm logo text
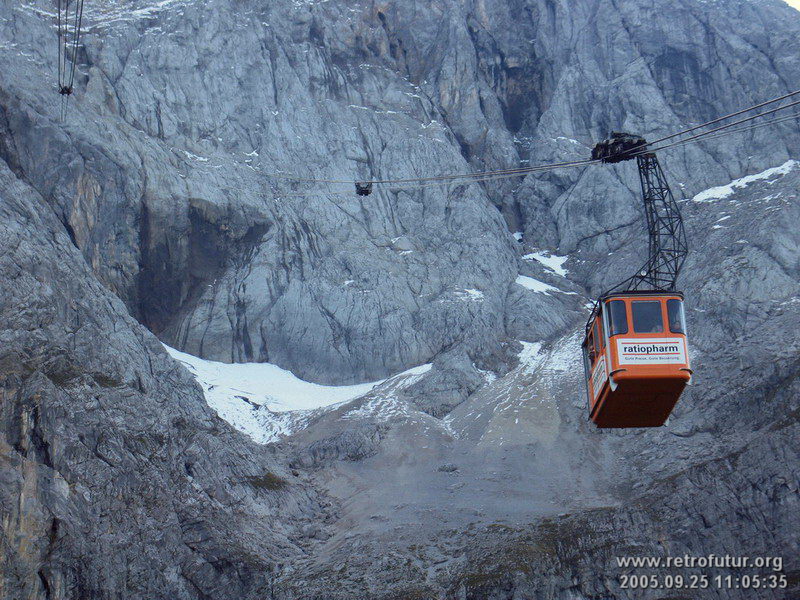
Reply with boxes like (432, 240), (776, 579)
(616, 338), (687, 365)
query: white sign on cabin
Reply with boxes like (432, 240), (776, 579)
(592, 355), (607, 398)
(617, 338), (687, 365)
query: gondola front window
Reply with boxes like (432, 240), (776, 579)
(667, 299), (686, 334)
(607, 300), (628, 335)
(632, 301), (664, 333)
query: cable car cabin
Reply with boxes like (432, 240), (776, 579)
(582, 291), (692, 428)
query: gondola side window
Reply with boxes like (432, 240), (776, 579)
(594, 319), (604, 350)
(667, 299), (686, 334)
(631, 301), (664, 333)
(587, 329), (597, 364)
(607, 300), (628, 335)
(582, 345), (591, 383)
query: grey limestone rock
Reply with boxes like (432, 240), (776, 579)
(1, 0), (799, 598)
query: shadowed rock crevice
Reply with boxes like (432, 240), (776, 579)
(0, 101), (25, 181)
(137, 200), (270, 341)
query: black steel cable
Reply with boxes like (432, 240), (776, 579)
(271, 90), (800, 188)
(67, 0), (85, 90)
(639, 98), (800, 155)
(275, 158), (598, 198)
(616, 90), (800, 158)
(271, 157), (597, 186)
(648, 89), (800, 146)
(277, 105), (799, 199)
(591, 99), (800, 311)
(57, 0), (66, 89)
(55, 0), (85, 115)
(640, 111), (800, 154)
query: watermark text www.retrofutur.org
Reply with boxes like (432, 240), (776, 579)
(613, 554), (787, 591)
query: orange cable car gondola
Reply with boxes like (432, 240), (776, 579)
(583, 134), (691, 428)
(583, 291), (691, 428)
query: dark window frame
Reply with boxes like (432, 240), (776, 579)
(587, 328), (597, 364)
(667, 298), (686, 334)
(631, 300), (665, 334)
(582, 344), (593, 408)
(594, 319), (604, 351)
(607, 300), (629, 336)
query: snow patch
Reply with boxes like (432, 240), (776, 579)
(182, 150), (209, 162)
(692, 160), (798, 202)
(165, 344), (431, 443)
(166, 345), (380, 413)
(474, 364), (498, 384)
(515, 275), (559, 294)
(455, 288), (485, 301)
(522, 251), (569, 277)
(341, 365), (433, 422)
(517, 341), (543, 368)
(86, 0), (190, 26)
(516, 336), (576, 375)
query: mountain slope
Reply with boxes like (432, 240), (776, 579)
(0, 0), (799, 598)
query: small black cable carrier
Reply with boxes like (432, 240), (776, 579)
(56, 0), (86, 117)
(355, 181), (373, 196)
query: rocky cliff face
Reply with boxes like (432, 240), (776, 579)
(0, 0), (799, 598)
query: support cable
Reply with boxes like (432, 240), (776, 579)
(647, 111), (800, 151)
(271, 158), (598, 186)
(55, 0), (85, 119)
(268, 89), (800, 189)
(272, 159), (597, 199)
(273, 104), (799, 201)
(639, 98), (800, 156)
(628, 89), (800, 152)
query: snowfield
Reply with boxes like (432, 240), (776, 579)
(692, 159), (798, 202)
(165, 344), (431, 443)
(522, 251), (569, 277)
(515, 275), (560, 294)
